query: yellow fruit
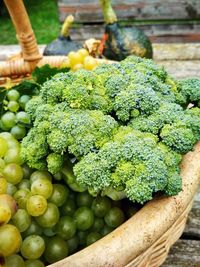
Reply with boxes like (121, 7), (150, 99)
(0, 178), (7, 194)
(83, 56), (97, 71)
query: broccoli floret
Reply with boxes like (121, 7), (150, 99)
(183, 108), (200, 140)
(114, 85), (161, 121)
(179, 78), (200, 104)
(165, 171), (182, 196)
(160, 123), (196, 154)
(25, 96), (43, 121)
(21, 127), (48, 169)
(74, 126), (180, 204)
(46, 153), (63, 175)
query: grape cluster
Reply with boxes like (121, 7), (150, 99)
(0, 89), (31, 140)
(64, 48), (99, 71)
(0, 132), (136, 266)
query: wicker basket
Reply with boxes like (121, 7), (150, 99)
(1, 1), (200, 266)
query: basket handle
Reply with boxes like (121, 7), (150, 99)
(4, 0), (42, 62)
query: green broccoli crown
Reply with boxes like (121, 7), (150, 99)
(74, 126), (181, 204)
(179, 78), (200, 103)
(160, 123), (196, 154)
(21, 55), (200, 204)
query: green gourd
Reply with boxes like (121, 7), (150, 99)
(43, 15), (81, 56)
(99, 0), (153, 60)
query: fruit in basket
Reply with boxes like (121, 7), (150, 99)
(99, 0), (153, 60)
(43, 15), (81, 56)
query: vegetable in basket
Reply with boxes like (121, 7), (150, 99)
(21, 55), (200, 204)
(43, 15), (81, 56)
(99, 0), (153, 60)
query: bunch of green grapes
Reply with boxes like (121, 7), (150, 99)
(0, 132), (137, 267)
(0, 89), (31, 140)
(63, 48), (100, 71)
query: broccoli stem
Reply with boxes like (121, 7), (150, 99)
(99, 0), (117, 24)
(60, 15), (74, 37)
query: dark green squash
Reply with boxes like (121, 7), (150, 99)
(99, 0), (153, 60)
(43, 15), (81, 56)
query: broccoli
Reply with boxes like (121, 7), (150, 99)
(21, 55), (200, 204)
(74, 126), (181, 204)
(160, 123), (196, 154)
(178, 78), (200, 104)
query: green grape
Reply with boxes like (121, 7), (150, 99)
(19, 95), (31, 110)
(0, 177), (7, 194)
(31, 178), (53, 199)
(18, 179), (31, 190)
(5, 254), (25, 267)
(67, 235), (79, 255)
(43, 227), (56, 237)
(10, 125), (26, 140)
(0, 158), (6, 170)
(86, 232), (101, 246)
(91, 217), (104, 232)
(56, 216), (76, 240)
(26, 195), (47, 217)
(0, 224), (22, 257)
(14, 188), (31, 209)
(6, 183), (17, 195)
(48, 184), (69, 207)
(16, 111), (30, 125)
(60, 198), (76, 216)
(0, 193), (17, 216)
(30, 171), (52, 184)
(0, 132), (14, 140)
(0, 204), (11, 225)
(3, 163), (23, 185)
(76, 191), (93, 207)
(101, 225), (114, 237)
(1, 112), (16, 129)
(35, 203), (60, 228)
(24, 259), (45, 267)
(22, 164), (33, 180)
(104, 207), (125, 228)
(4, 147), (22, 165)
(12, 209), (31, 232)
(0, 137), (8, 157)
(77, 230), (88, 246)
(91, 196), (111, 218)
(6, 137), (20, 149)
(74, 207), (94, 231)
(7, 89), (20, 101)
(44, 236), (68, 264)
(22, 220), (42, 238)
(7, 101), (20, 112)
(20, 235), (45, 260)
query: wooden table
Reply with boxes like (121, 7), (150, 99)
(0, 43), (200, 266)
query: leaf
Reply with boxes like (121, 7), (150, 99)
(12, 80), (40, 96)
(32, 64), (69, 84)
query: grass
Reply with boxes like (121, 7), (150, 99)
(0, 0), (60, 44)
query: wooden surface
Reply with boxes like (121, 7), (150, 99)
(162, 188), (200, 267)
(0, 42), (200, 265)
(58, 0), (200, 43)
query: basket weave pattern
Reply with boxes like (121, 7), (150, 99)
(127, 201), (193, 267)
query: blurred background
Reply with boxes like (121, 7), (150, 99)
(0, 0), (200, 45)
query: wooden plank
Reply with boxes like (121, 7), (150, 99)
(1, 43), (200, 62)
(58, 0), (200, 22)
(162, 240), (200, 267)
(183, 188), (200, 238)
(68, 24), (200, 44)
(158, 60), (200, 79)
